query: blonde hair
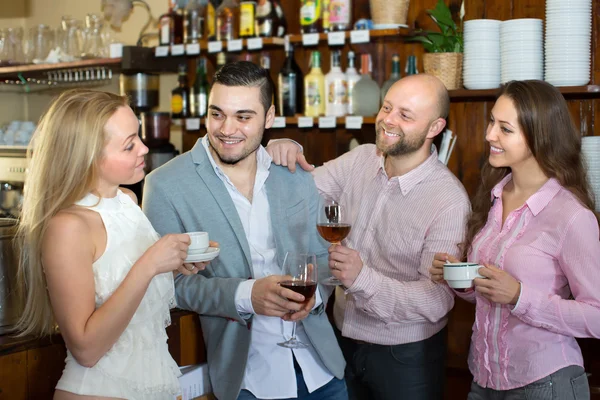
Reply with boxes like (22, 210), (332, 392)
(15, 89), (129, 337)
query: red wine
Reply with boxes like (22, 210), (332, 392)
(280, 281), (317, 305)
(317, 223), (351, 243)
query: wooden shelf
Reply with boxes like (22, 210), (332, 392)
(0, 58), (122, 78)
(449, 85), (600, 101)
(180, 115), (377, 131)
(288, 27), (411, 45)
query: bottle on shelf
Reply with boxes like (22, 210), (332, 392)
(260, 51), (276, 112)
(239, 0), (257, 38)
(345, 51), (361, 115)
(216, 52), (227, 69)
(278, 40), (304, 117)
(171, 64), (190, 119)
(405, 55), (418, 75)
(322, 0), (331, 33)
(190, 57), (209, 118)
(216, 0), (240, 41)
(325, 49), (347, 117)
(158, 0), (184, 46)
(304, 50), (326, 117)
(329, 0), (351, 31)
(184, 0), (204, 44)
(205, 0), (219, 40)
(352, 54), (381, 116)
(381, 54), (401, 103)
(300, 0), (322, 34)
(255, 0), (287, 37)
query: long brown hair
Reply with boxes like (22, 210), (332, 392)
(462, 80), (597, 258)
(15, 89), (128, 337)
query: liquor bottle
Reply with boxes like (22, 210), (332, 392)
(216, 52), (227, 69)
(216, 0), (240, 41)
(325, 50), (347, 117)
(304, 51), (325, 117)
(300, 0), (322, 34)
(329, 0), (351, 31)
(405, 55), (418, 75)
(158, 1), (184, 45)
(190, 57), (209, 118)
(260, 51), (276, 112)
(239, 0), (257, 37)
(255, 0), (287, 37)
(322, 0), (331, 33)
(278, 41), (304, 116)
(351, 54), (381, 116)
(381, 54), (401, 103)
(171, 64), (190, 119)
(184, 0), (204, 44)
(345, 51), (361, 115)
(205, 0), (219, 40)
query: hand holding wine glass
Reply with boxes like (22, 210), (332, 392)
(316, 195), (352, 286)
(277, 252), (318, 349)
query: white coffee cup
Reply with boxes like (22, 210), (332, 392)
(443, 262), (484, 289)
(186, 231), (209, 254)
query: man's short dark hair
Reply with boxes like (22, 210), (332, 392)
(212, 61), (273, 114)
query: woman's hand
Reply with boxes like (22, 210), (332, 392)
(473, 264), (521, 305)
(139, 233), (190, 275)
(175, 240), (219, 277)
(429, 253), (460, 282)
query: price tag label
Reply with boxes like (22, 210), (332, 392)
(318, 116), (336, 129)
(185, 118), (201, 131)
(186, 43), (201, 55)
(297, 117), (314, 128)
(302, 33), (320, 46)
(327, 31), (346, 46)
(109, 43), (123, 58)
(227, 39), (243, 52)
(208, 41), (223, 53)
(272, 117), (286, 128)
(155, 46), (169, 57)
(247, 37), (263, 50)
(171, 44), (185, 56)
(350, 30), (370, 44)
(345, 116), (363, 129)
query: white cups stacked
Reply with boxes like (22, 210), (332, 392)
(463, 19), (501, 90)
(582, 136), (600, 212)
(500, 18), (544, 83)
(544, 0), (592, 87)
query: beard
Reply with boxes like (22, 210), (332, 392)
(375, 121), (428, 157)
(207, 133), (262, 165)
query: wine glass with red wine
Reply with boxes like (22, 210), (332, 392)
(317, 196), (351, 286)
(277, 252), (318, 349)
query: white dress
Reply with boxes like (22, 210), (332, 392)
(55, 190), (181, 399)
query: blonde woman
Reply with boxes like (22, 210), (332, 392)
(16, 89), (206, 399)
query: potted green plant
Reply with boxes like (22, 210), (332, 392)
(410, 0), (465, 90)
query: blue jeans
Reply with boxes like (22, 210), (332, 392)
(236, 360), (348, 400)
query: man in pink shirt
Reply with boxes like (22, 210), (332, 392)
(266, 74), (470, 400)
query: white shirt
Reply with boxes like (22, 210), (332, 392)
(201, 137), (334, 399)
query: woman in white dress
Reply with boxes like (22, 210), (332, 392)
(15, 89), (207, 399)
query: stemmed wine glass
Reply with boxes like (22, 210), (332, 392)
(316, 195), (352, 286)
(277, 252), (318, 349)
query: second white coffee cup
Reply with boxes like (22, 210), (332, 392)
(443, 262), (484, 289)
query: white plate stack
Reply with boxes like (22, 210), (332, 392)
(582, 136), (600, 212)
(463, 19), (501, 90)
(545, 0), (592, 87)
(500, 19), (544, 83)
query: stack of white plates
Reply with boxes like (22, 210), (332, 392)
(545, 0), (592, 87)
(582, 136), (600, 211)
(500, 19), (544, 83)
(463, 19), (501, 90)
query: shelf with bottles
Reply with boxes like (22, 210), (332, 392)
(287, 27), (412, 48)
(153, 37), (285, 58)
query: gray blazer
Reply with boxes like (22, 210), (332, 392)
(142, 140), (345, 400)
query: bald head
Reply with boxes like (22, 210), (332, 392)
(386, 74), (450, 121)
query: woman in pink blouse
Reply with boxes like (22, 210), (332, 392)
(430, 80), (599, 399)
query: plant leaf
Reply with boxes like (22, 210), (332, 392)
(427, 0), (456, 32)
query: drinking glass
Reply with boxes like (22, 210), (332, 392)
(277, 252), (318, 349)
(316, 195), (352, 286)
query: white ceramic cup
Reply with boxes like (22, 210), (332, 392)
(187, 231), (209, 254)
(443, 262), (484, 289)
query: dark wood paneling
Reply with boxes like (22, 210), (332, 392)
(0, 352), (27, 399)
(26, 344), (66, 399)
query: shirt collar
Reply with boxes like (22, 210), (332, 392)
(491, 173), (562, 216)
(376, 145), (440, 196)
(201, 135), (272, 182)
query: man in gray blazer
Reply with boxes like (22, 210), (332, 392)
(143, 61), (347, 400)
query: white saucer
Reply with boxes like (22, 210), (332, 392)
(185, 247), (220, 263)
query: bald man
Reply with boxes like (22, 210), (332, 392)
(266, 74), (470, 400)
